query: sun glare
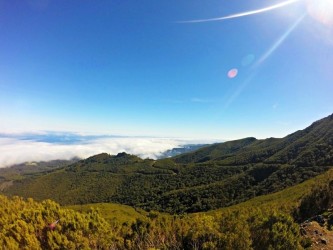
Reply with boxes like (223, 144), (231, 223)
(306, 0), (333, 26)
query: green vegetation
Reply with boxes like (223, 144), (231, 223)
(0, 194), (118, 249)
(2, 155), (333, 249)
(206, 168), (333, 217)
(4, 153), (328, 213)
(66, 202), (147, 224)
(0, 159), (78, 191)
(4, 166), (332, 249)
(0, 193), (304, 249)
(2, 114), (333, 214)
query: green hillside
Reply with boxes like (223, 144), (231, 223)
(0, 159), (79, 191)
(174, 114), (333, 166)
(2, 114), (333, 214)
(3, 168), (333, 249)
(206, 167), (333, 218)
(0, 192), (304, 249)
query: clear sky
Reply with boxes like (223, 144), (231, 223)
(1, 0), (332, 140)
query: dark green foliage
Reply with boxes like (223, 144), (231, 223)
(296, 179), (333, 221)
(251, 212), (302, 250)
(4, 158), (327, 214)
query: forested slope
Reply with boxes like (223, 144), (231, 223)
(174, 114), (333, 166)
(3, 168), (333, 249)
(2, 114), (333, 214)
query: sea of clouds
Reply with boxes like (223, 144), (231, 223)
(0, 132), (213, 168)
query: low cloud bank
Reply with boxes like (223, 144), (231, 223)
(0, 133), (213, 168)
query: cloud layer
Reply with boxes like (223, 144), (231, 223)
(0, 133), (211, 168)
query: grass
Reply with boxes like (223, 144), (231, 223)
(66, 202), (147, 224)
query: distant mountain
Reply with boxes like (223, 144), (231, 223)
(0, 158), (79, 191)
(2, 114), (333, 213)
(158, 144), (209, 158)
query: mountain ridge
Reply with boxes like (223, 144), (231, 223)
(173, 113), (333, 167)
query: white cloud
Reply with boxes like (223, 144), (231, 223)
(0, 135), (213, 168)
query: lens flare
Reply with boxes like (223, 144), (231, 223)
(306, 0), (333, 26)
(253, 14), (305, 68)
(228, 68), (238, 78)
(178, 0), (302, 23)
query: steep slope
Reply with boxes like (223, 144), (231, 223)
(173, 113), (333, 166)
(2, 114), (333, 213)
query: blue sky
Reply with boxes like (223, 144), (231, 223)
(1, 0), (332, 140)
